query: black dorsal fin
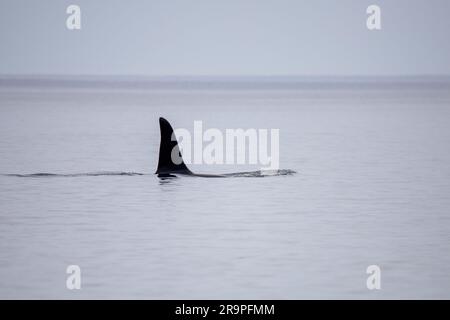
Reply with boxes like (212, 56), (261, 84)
(155, 117), (192, 175)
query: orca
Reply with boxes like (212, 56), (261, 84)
(155, 117), (225, 178)
(155, 117), (295, 178)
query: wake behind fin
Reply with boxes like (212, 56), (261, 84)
(155, 117), (192, 176)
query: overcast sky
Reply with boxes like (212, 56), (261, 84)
(1, 0), (449, 76)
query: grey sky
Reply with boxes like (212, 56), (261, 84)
(1, 0), (450, 76)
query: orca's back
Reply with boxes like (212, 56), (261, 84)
(155, 117), (192, 175)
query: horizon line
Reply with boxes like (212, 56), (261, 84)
(1, 73), (450, 82)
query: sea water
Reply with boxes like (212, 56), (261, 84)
(0, 77), (450, 298)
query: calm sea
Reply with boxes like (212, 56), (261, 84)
(1, 77), (450, 298)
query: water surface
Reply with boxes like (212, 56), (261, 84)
(1, 78), (450, 298)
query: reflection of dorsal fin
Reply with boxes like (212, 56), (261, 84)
(155, 117), (192, 176)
